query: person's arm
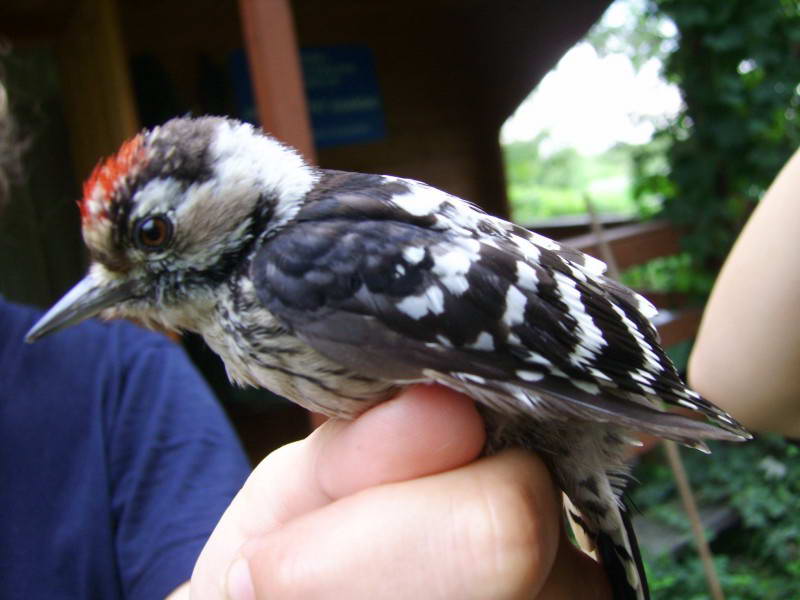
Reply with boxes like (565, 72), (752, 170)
(190, 385), (610, 600)
(688, 148), (800, 438)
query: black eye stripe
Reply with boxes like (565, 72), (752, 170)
(133, 215), (174, 251)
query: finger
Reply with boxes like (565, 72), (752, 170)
(191, 385), (484, 598)
(245, 384), (486, 530)
(316, 383), (487, 498)
(237, 450), (561, 600)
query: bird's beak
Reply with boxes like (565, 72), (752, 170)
(25, 272), (136, 342)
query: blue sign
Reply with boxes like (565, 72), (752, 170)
(228, 45), (386, 149)
(300, 45), (386, 148)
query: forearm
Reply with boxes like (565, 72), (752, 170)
(689, 148), (800, 438)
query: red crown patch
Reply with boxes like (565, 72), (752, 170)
(80, 134), (144, 224)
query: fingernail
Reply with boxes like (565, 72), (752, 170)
(227, 557), (256, 600)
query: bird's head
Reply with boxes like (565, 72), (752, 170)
(26, 116), (316, 341)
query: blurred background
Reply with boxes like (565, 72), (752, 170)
(1, 1), (798, 597)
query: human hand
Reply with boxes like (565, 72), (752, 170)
(190, 385), (610, 599)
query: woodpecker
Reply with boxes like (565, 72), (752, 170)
(27, 116), (749, 600)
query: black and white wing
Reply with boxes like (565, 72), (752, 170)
(251, 171), (749, 444)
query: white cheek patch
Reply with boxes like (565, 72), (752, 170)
(211, 121), (318, 229)
(175, 179), (255, 262)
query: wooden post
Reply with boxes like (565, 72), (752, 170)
(239, 0), (318, 429)
(57, 0), (139, 179)
(238, 0), (316, 163)
(664, 440), (726, 600)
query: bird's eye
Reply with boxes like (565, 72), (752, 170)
(134, 215), (173, 251)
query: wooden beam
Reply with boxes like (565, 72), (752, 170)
(653, 308), (704, 348)
(561, 220), (683, 271)
(238, 0), (316, 162)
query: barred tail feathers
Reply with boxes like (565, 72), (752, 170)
(595, 502), (649, 600)
(567, 497), (648, 600)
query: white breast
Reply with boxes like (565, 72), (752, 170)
(206, 279), (397, 418)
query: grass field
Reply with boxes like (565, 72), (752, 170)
(503, 137), (640, 223)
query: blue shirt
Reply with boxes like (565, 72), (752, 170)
(0, 299), (250, 599)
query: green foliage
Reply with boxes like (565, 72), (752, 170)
(621, 252), (715, 296)
(615, 5), (800, 596)
(508, 0), (800, 292)
(588, 0), (800, 294)
(632, 435), (800, 598)
(637, 0), (800, 281)
(588, 0), (676, 69)
(503, 134), (638, 222)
